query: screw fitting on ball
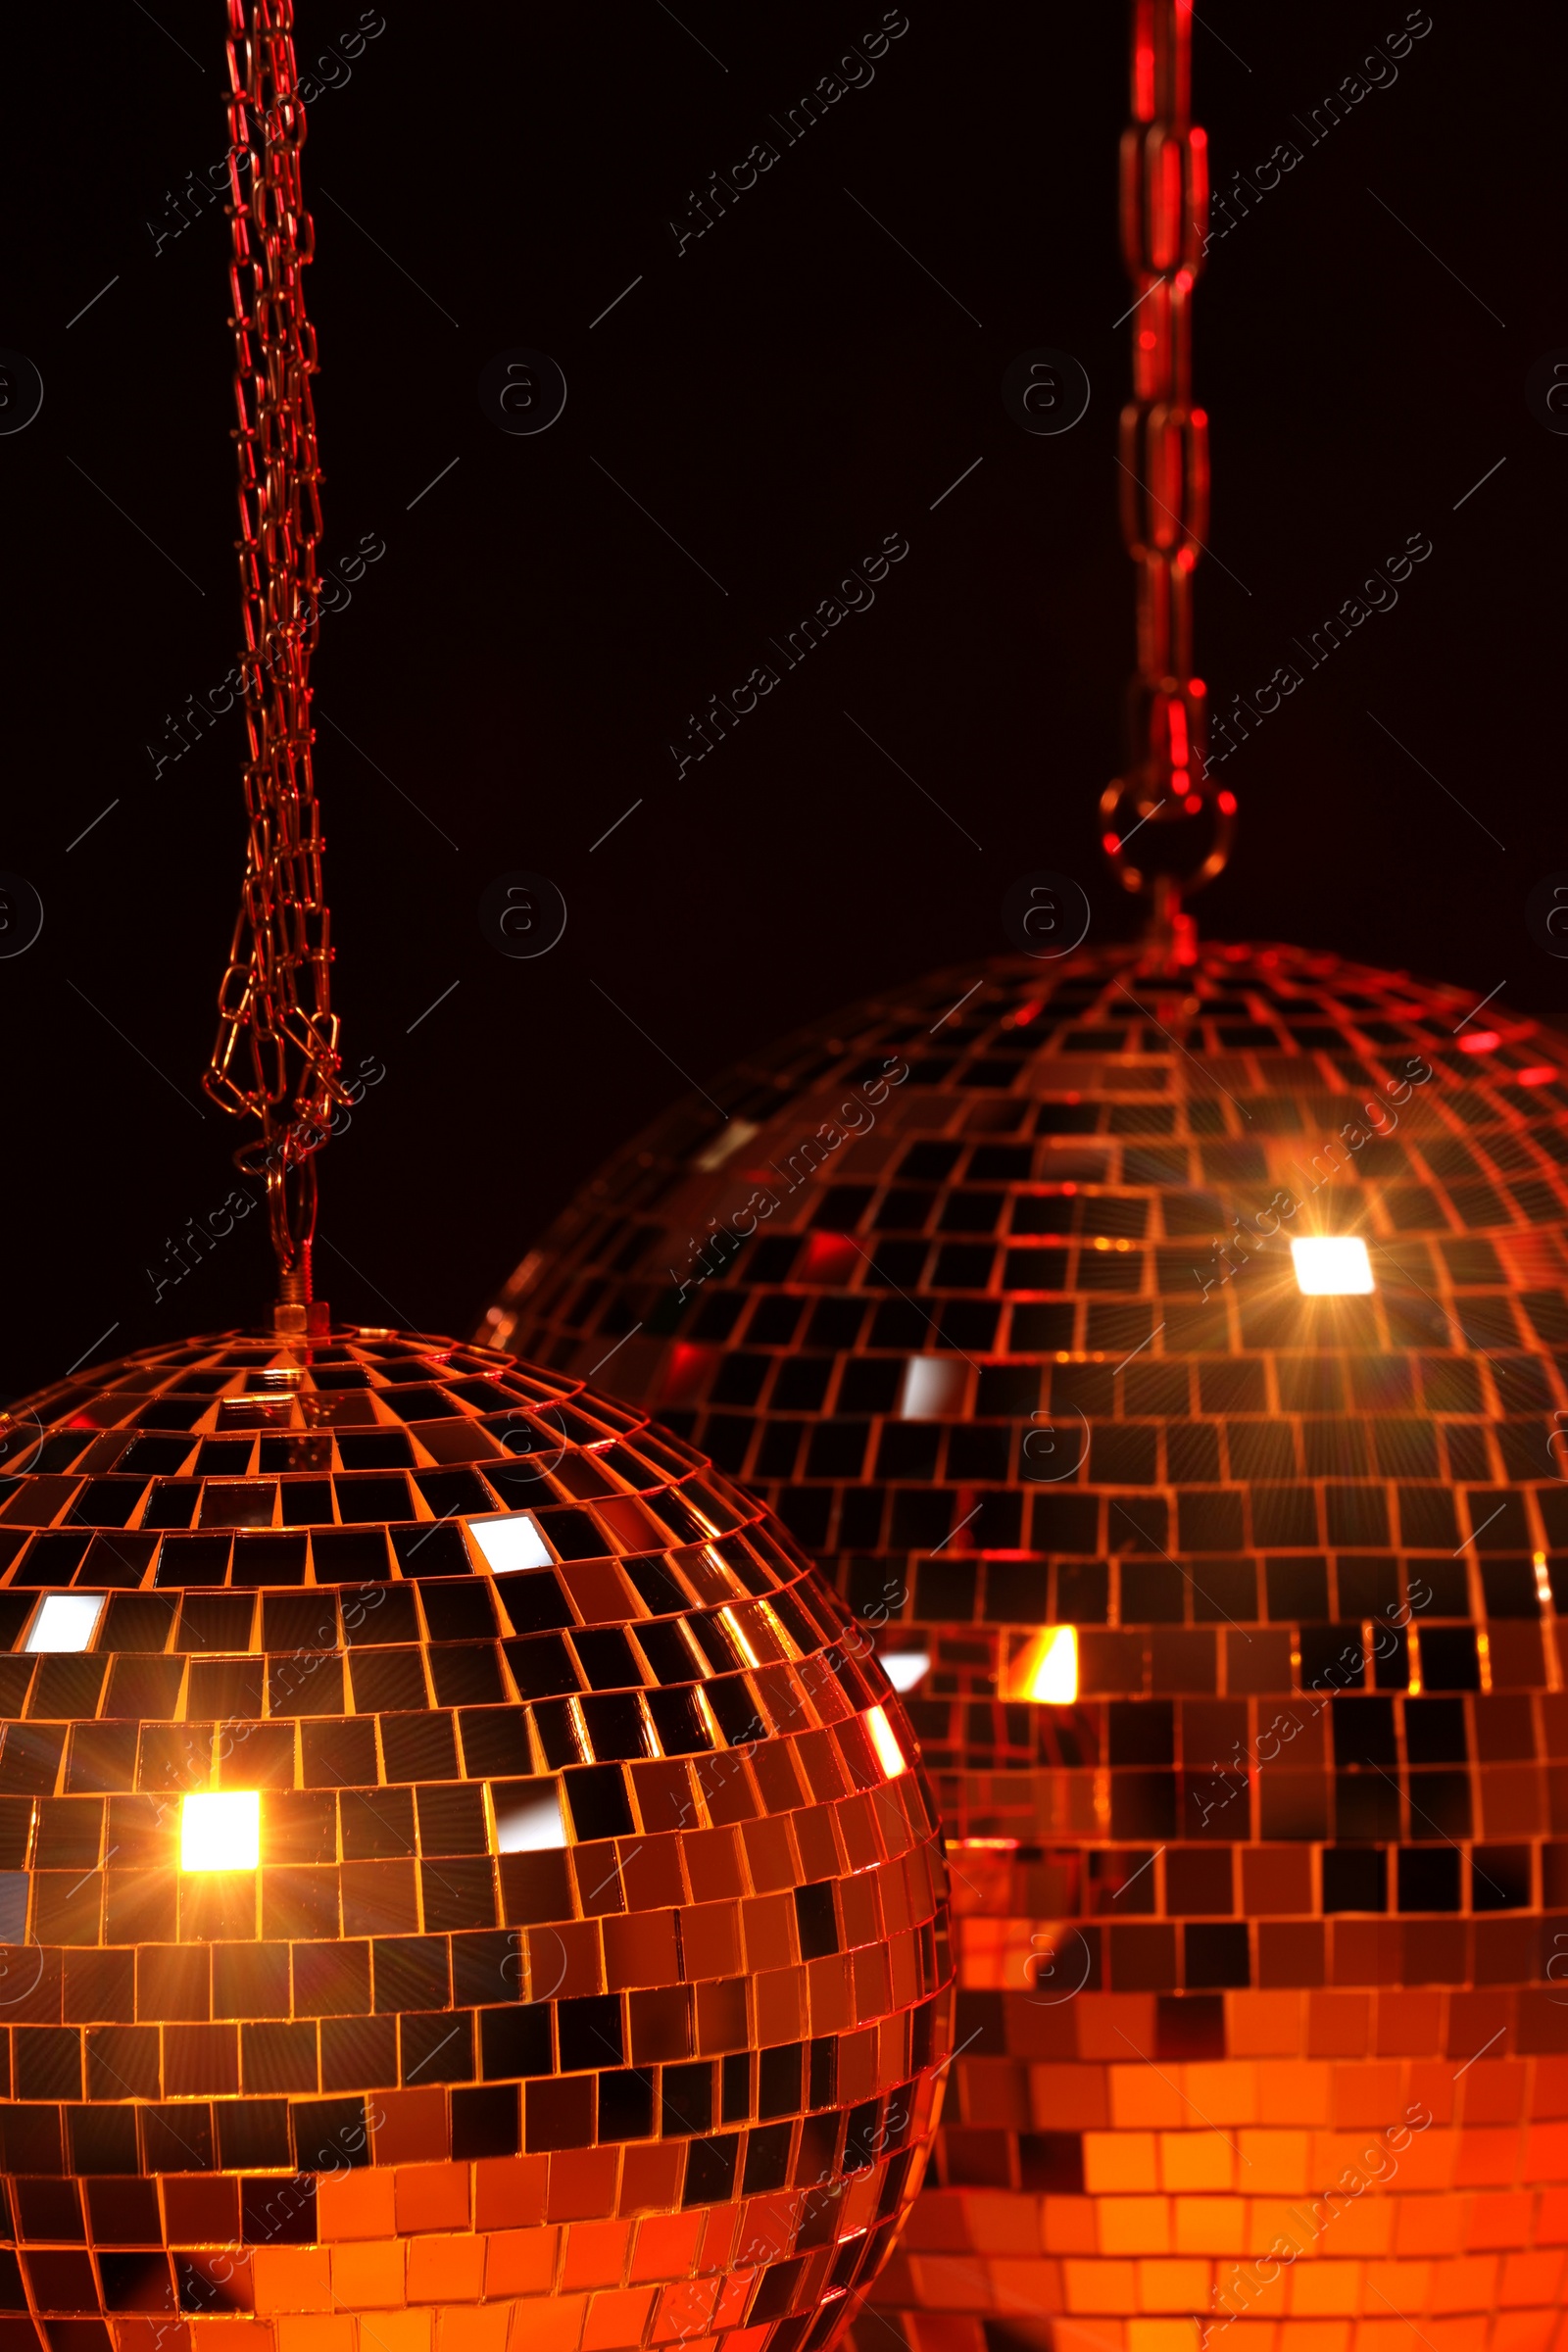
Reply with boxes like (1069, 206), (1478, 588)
(273, 1251), (329, 1338)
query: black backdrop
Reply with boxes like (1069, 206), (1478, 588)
(0, 0), (1560, 1396)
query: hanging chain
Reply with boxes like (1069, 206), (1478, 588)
(1099, 0), (1234, 948)
(204, 0), (345, 1305)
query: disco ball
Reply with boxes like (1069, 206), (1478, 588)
(484, 941), (1568, 2352)
(0, 1324), (953, 2352)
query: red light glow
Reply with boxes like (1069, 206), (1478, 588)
(1459, 1030), (1501, 1054)
(662, 1343), (719, 1407)
(802, 1230), (861, 1283)
(1134, 31), (1154, 120)
(1517, 1065), (1557, 1086)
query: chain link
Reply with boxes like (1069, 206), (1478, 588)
(203, 0), (344, 1298)
(1100, 0), (1235, 934)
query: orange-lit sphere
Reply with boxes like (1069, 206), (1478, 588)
(485, 942), (1568, 2352)
(0, 1325), (953, 2352)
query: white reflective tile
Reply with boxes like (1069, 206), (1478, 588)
(899, 1357), (965, 1419)
(24, 1593), (104, 1653)
(467, 1513), (554, 1574)
(495, 1786), (567, 1852)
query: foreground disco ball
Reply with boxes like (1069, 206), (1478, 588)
(485, 941), (1568, 2352)
(0, 1325), (952, 2352)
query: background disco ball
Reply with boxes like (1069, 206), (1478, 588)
(484, 942), (1568, 2352)
(0, 1324), (953, 2352)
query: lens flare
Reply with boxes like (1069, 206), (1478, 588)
(180, 1789), (260, 1873)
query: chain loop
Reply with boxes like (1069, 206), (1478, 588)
(1102, 0), (1235, 937)
(203, 0), (345, 1298)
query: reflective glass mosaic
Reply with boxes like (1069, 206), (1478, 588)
(0, 1328), (954, 2352)
(486, 943), (1568, 2352)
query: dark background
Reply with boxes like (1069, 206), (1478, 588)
(0, 0), (1560, 1396)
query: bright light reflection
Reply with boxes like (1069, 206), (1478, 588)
(494, 1785), (567, 1852)
(864, 1705), (906, 1779)
(1291, 1235), (1374, 1295)
(898, 1357), (965, 1419)
(1012, 1625), (1078, 1703)
(719, 1605), (760, 1667)
(879, 1651), (931, 1694)
(181, 1790), (259, 1873)
(25, 1594), (104, 1653)
(468, 1513), (553, 1573)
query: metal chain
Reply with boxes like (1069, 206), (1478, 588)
(1100, 0), (1235, 944)
(204, 0), (344, 1302)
